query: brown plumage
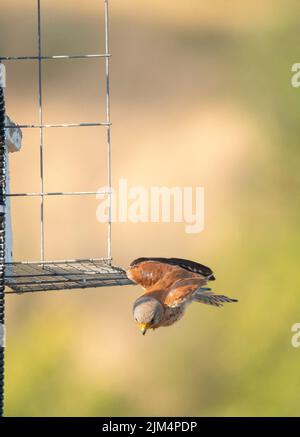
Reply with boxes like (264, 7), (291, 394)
(127, 257), (238, 335)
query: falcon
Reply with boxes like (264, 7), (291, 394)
(127, 257), (238, 335)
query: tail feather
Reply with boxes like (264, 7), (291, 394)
(193, 291), (238, 307)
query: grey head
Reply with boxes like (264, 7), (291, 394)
(133, 296), (164, 335)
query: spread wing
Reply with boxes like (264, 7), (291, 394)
(165, 280), (238, 307)
(130, 257), (215, 280)
(127, 257), (214, 291)
(164, 277), (209, 307)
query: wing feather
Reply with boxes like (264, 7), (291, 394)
(164, 278), (206, 307)
(130, 257), (215, 280)
(127, 258), (209, 292)
(192, 291), (238, 307)
(165, 281), (238, 308)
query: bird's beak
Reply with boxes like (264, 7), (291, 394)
(138, 323), (149, 335)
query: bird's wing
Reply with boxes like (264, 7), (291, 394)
(127, 259), (193, 290)
(192, 291), (238, 307)
(165, 279), (238, 308)
(130, 257), (215, 280)
(164, 277), (208, 307)
(127, 257), (214, 291)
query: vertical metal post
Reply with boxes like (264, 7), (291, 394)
(104, 0), (112, 263)
(37, 0), (45, 263)
(0, 76), (6, 417)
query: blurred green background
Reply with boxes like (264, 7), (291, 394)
(1, 0), (300, 416)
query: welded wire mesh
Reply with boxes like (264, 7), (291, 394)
(1, 0), (122, 294)
(5, 259), (133, 294)
(2, 0), (112, 263)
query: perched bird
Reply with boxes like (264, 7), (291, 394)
(127, 257), (238, 335)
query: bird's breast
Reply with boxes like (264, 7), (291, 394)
(160, 305), (186, 327)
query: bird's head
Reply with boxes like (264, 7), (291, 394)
(133, 296), (164, 335)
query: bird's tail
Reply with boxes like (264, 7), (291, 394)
(193, 290), (238, 307)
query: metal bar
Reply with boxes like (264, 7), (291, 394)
(0, 54), (111, 61)
(4, 122), (111, 129)
(0, 77), (6, 417)
(6, 190), (111, 197)
(37, 0), (45, 264)
(5, 272), (127, 281)
(5, 277), (129, 288)
(5, 257), (112, 266)
(104, 0), (112, 264)
(5, 278), (131, 294)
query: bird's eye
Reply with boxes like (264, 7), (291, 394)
(150, 317), (155, 324)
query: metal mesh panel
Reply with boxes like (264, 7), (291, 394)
(2, 0), (113, 267)
(5, 259), (133, 294)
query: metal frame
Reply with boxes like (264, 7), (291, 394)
(0, 1), (134, 416)
(2, 0), (113, 265)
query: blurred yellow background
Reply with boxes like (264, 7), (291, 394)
(1, 0), (300, 416)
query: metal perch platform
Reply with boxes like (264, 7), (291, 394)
(5, 259), (132, 294)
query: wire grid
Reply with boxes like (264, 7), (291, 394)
(0, 0), (126, 293)
(5, 259), (133, 294)
(1, 0), (112, 263)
